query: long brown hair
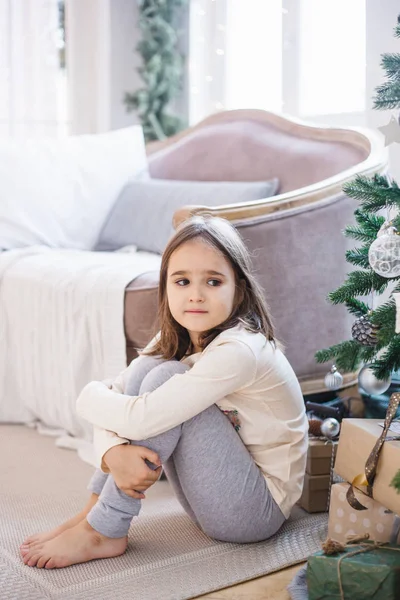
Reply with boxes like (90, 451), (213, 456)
(142, 215), (276, 360)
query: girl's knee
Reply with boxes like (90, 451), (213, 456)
(125, 355), (165, 395)
(139, 360), (189, 394)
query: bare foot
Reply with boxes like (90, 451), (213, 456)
(20, 493), (98, 554)
(22, 519), (128, 568)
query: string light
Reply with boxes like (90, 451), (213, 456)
(190, 0), (227, 120)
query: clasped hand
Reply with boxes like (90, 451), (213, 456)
(103, 444), (162, 499)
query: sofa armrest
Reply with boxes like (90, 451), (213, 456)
(125, 271), (159, 363)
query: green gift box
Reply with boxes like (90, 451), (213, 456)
(307, 542), (400, 600)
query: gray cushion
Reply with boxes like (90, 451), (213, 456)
(96, 177), (279, 254)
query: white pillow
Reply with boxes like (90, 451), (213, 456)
(0, 126), (148, 250)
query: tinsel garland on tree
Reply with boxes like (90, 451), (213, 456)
(124, 0), (188, 142)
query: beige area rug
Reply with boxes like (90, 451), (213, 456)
(0, 425), (327, 600)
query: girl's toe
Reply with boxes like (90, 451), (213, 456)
(36, 554), (50, 569)
(45, 558), (56, 569)
(27, 553), (41, 567)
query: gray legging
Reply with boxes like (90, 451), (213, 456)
(86, 356), (286, 543)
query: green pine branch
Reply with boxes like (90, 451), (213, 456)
(344, 225), (378, 243)
(343, 208), (384, 250)
(381, 53), (400, 81)
(345, 245), (371, 269)
(354, 208), (386, 233)
(315, 340), (362, 372)
(328, 270), (389, 304)
(391, 469), (400, 493)
(343, 225), (376, 244)
(373, 81), (400, 109)
(344, 298), (370, 317)
(370, 336), (400, 379)
(343, 175), (400, 211)
(371, 300), (397, 344)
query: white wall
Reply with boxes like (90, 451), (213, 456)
(66, 0), (141, 134)
(109, 0), (142, 130)
(366, 0), (400, 182)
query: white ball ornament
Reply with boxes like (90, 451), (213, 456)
(368, 227), (400, 278)
(324, 365), (344, 391)
(320, 417), (341, 439)
(358, 364), (391, 395)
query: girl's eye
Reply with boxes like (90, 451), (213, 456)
(208, 279), (221, 287)
(175, 279), (189, 286)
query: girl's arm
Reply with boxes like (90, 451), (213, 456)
(82, 333), (162, 465)
(92, 426), (129, 472)
(77, 339), (256, 442)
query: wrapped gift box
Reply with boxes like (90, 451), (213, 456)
(307, 542), (400, 600)
(298, 473), (330, 512)
(306, 438), (338, 475)
(334, 418), (400, 515)
(328, 482), (400, 544)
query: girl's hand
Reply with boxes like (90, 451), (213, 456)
(103, 444), (162, 499)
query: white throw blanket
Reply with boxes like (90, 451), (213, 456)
(0, 246), (162, 460)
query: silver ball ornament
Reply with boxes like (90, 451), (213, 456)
(358, 364), (391, 395)
(368, 227), (400, 278)
(324, 365), (344, 391)
(320, 417), (341, 439)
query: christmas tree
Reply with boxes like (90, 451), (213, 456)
(315, 17), (400, 494)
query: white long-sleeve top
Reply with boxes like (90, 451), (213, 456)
(76, 324), (308, 518)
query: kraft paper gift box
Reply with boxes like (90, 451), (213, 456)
(328, 482), (400, 544)
(298, 473), (331, 512)
(334, 418), (400, 515)
(306, 438), (338, 475)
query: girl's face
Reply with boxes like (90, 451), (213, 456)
(166, 238), (238, 352)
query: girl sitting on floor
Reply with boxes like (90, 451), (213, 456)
(20, 215), (308, 569)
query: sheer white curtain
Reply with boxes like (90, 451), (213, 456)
(0, 0), (68, 139)
(189, 0), (369, 126)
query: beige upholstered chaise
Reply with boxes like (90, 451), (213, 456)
(124, 109), (388, 395)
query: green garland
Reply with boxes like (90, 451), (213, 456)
(124, 0), (188, 142)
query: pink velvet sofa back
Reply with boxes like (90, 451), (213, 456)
(148, 119), (366, 193)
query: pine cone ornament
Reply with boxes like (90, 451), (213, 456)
(308, 418), (322, 436)
(351, 315), (379, 346)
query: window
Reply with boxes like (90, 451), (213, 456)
(189, 0), (366, 124)
(0, 0), (68, 139)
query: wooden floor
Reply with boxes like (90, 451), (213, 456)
(196, 562), (304, 599)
